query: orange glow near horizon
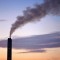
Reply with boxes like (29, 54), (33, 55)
(0, 47), (60, 60)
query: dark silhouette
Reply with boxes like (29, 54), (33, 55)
(7, 38), (12, 60)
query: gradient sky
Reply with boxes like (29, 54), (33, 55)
(0, 0), (60, 39)
(0, 0), (60, 60)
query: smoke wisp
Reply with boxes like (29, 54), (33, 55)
(10, 0), (60, 37)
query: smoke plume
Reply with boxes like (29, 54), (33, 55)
(10, 0), (60, 37)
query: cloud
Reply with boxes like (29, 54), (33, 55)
(18, 49), (46, 53)
(0, 32), (60, 53)
(0, 19), (7, 22)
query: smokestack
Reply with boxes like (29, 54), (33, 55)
(7, 38), (12, 60)
(10, 0), (60, 37)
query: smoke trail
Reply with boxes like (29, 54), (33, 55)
(10, 0), (60, 37)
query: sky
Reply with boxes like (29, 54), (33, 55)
(0, 0), (60, 39)
(0, 0), (60, 60)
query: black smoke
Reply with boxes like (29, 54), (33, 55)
(10, 0), (60, 37)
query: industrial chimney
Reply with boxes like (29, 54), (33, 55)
(7, 38), (12, 60)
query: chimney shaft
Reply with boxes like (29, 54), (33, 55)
(7, 38), (12, 60)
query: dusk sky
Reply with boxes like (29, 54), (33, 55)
(0, 0), (60, 60)
(0, 0), (60, 39)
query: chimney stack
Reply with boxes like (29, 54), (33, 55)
(7, 38), (12, 60)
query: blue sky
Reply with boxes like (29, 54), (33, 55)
(0, 0), (60, 39)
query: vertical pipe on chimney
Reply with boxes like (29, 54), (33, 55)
(7, 38), (12, 60)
